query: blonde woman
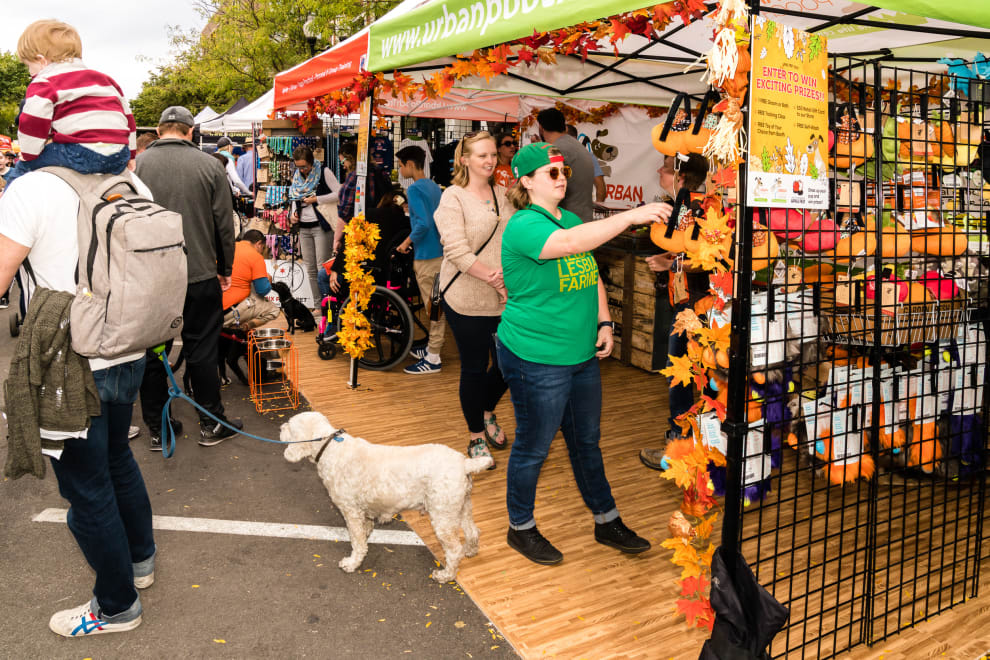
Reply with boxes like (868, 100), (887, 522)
(497, 142), (671, 564)
(434, 131), (513, 467)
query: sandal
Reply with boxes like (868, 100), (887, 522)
(484, 414), (509, 450)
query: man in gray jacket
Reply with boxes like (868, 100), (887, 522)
(136, 106), (241, 449)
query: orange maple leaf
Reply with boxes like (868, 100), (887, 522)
(695, 512), (718, 540)
(661, 354), (699, 389)
(665, 437), (696, 460)
(680, 575), (710, 597)
(660, 458), (694, 490)
(677, 597), (716, 630)
(449, 58), (475, 79)
(697, 322), (731, 353)
(609, 19), (632, 44)
(699, 543), (715, 567)
(473, 59), (495, 81)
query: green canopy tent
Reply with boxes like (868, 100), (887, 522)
(359, 0), (990, 106)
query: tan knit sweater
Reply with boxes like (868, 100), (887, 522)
(434, 184), (512, 317)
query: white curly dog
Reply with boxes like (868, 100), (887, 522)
(281, 411), (492, 583)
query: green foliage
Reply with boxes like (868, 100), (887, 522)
(0, 51), (30, 137)
(765, 20), (776, 41)
(761, 146), (772, 173)
(132, 0), (400, 124)
(809, 163), (819, 179)
(807, 34), (823, 61)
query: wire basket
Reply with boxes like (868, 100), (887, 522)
(821, 296), (968, 347)
(247, 331), (300, 413)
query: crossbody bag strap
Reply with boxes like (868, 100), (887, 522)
(440, 189), (502, 296)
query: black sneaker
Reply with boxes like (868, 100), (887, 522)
(594, 517), (651, 554)
(507, 526), (563, 565)
(199, 417), (243, 446)
(148, 418), (183, 451)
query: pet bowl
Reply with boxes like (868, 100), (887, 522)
(252, 328), (285, 339)
(256, 338), (291, 351)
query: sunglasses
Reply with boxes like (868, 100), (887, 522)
(501, 140), (517, 147)
(544, 165), (571, 180)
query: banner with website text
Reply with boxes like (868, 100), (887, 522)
(518, 97), (664, 210)
(369, 0), (653, 71)
(746, 17), (829, 209)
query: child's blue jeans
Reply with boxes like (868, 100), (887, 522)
(6, 142), (129, 184)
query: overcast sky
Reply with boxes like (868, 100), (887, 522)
(2, 1), (207, 100)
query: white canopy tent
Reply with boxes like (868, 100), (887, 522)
(199, 90), (277, 133)
(193, 106), (220, 124)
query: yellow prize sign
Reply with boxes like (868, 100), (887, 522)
(747, 18), (829, 209)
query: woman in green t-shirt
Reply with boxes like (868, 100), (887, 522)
(497, 142), (672, 566)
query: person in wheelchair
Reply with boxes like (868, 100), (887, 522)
(222, 229), (280, 331)
(321, 188), (411, 299)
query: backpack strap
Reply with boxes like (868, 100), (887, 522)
(39, 166), (139, 201)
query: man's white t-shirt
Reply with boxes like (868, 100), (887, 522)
(0, 171), (152, 445)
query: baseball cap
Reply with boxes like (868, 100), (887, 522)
(159, 106), (195, 127)
(511, 142), (562, 179)
(216, 136), (232, 150)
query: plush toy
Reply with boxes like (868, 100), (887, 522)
(909, 226), (969, 257)
(651, 92), (719, 158)
(830, 109), (874, 169)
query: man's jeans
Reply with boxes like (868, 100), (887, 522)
(49, 357), (155, 617)
(496, 337), (618, 528)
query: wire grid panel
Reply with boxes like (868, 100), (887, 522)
(247, 332), (300, 413)
(728, 56), (988, 659)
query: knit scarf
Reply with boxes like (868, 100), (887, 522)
(289, 162), (321, 201)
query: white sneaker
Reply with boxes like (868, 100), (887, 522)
(49, 597), (142, 637)
(127, 426), (140, 440)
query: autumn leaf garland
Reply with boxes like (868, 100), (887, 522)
(289, 0), (708, 131)
(336, 214), (380, 359)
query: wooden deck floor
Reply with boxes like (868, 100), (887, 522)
(286, 322), (990, 659)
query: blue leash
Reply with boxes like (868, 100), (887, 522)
(153, 345), (335, 458)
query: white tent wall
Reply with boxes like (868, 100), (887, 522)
(516, 96), (666, 209)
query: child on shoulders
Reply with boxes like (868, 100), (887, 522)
(7, 19), (136, 184)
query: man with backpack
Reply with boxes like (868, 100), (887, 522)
(136, 106), (241, 450)
(0, 168), (158, 636)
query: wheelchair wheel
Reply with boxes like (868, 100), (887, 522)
(336, 286), (414, 371)
(317, 343), (336, 361)
(9, 312), (20, 338)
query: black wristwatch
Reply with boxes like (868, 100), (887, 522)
(598, 321), (615, 331)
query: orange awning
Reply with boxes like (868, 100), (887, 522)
(274, 33), (368, 111)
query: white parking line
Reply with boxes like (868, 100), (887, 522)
(33, 508), (424, 546)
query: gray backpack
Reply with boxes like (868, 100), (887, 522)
(42, 167), (188, 359)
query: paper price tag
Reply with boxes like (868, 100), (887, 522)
(699, 412), (727, 455)
(670, 270), (689, 306)
(257, 167), (269, 184)
(830, 409), (853, 464)
(743, 423), (771, 486)
(257, 142), (269, 158)
(313, 147), (325, 162)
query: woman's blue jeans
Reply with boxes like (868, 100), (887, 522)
(496, 337), (617, 528)
(49, 357), (155, 616)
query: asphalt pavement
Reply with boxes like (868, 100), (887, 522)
(0, 292), (518, 659)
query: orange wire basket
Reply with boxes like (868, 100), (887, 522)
(247, 328), (299, 413)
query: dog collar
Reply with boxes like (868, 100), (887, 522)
(313, 429), (346, 463)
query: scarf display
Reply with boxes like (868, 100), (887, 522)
(289, 162), (321, 201)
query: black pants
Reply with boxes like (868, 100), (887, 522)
(140, 278), (225, 430)
(443, 302), (508, 434)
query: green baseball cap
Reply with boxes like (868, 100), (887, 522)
(511, 142), (563, 179)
